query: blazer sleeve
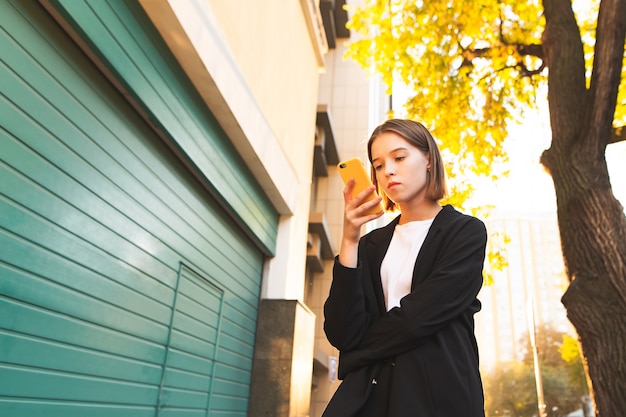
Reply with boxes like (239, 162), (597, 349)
(340, 216), (487, 371)
(323, 244), (377, 351)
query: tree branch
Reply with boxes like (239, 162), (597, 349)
(588, 0), (626, 148)
(609, 125), (626, 144)
(460, 43), (545, 74)
(458, 11), (546, 73)
(541, 0), (588, 148)
(519, 58), (546, 76)
(517, 43), (544, 59)
(459, 46), (491, 67)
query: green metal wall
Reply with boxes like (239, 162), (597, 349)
(0, 1), (277, 415)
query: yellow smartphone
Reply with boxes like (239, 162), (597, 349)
(337, 157), (384, 215)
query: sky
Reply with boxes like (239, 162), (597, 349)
(470, 0), (626, 215)
(387, 14), (626, 218)
(391, 88), (626, 216)
(469, 102), (626, 216)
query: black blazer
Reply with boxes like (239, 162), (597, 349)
(323, 205), (487, 417)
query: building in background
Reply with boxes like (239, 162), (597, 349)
(306, 19), (389, 417)
(476, 212), (574, 371)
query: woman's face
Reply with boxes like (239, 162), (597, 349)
(370, 132), (430, 207)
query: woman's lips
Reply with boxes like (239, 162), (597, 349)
(388, 181), (400, 189)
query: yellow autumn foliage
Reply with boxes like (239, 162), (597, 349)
(344, 0), (626, 280)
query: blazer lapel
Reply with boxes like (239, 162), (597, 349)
(410, 205), (453, 290)
(365, 216), (399, 314)
(363, 206), (456, 311)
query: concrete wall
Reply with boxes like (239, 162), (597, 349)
(207, 0), (325, 302)
(307, 37), (388, 417)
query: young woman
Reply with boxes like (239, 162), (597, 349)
(323, 119), (487, 417)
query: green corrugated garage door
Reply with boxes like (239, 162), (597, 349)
(0, 1), (276, 416)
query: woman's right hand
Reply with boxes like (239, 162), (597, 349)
(338, 179), (383, 267)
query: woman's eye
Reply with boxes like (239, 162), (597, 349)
(395, 156), (405, 162)
(374, 164), (383, 171)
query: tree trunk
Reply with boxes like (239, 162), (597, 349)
(541, 0), (626, 416)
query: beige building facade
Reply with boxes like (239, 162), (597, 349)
(145, 1), (387, 415)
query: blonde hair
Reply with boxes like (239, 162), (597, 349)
(367, 119), (447, 211)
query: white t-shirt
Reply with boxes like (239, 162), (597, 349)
(380, 219), (434, 311)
